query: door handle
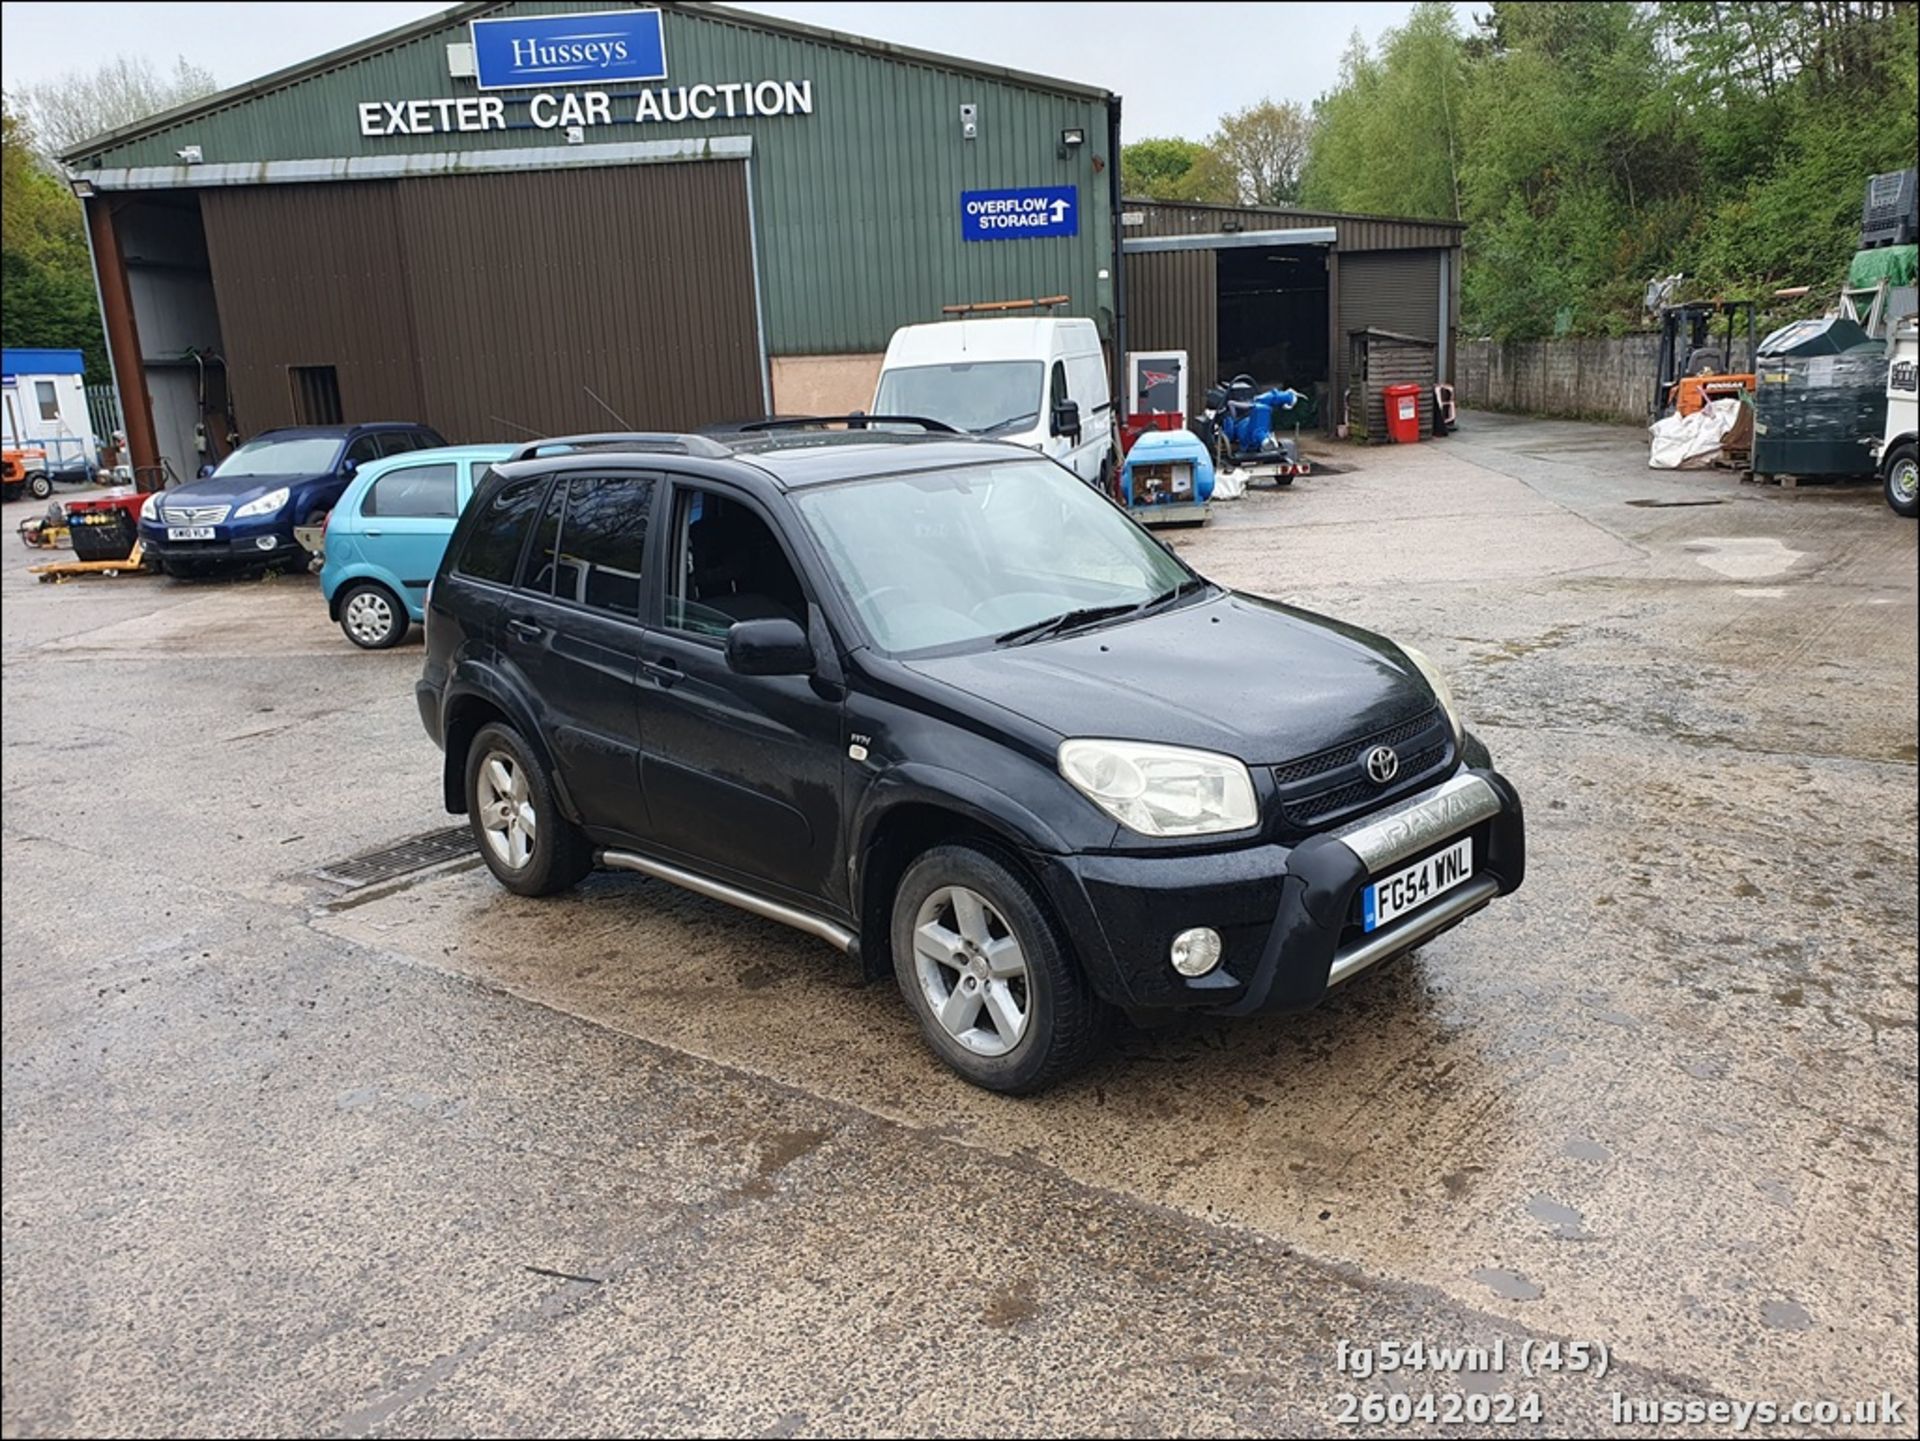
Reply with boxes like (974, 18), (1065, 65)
(506, 618), (543, 640)
(642, 657), (683, 687)
(363, 529), (383, 537)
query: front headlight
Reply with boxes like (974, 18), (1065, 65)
(140, 490), (166, 520)
(1059, 739), (1259, 838)
(234, 486), (290, 519)
(1400, 644), (1464, 745)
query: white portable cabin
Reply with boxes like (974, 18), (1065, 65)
(1, 348), (100, 471)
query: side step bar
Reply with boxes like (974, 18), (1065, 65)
(597, 849), (856, 952)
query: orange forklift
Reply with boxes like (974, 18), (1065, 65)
(1650, 298), (1759, 422)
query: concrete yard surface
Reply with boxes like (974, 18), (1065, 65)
(3, 412), (1915, 1437)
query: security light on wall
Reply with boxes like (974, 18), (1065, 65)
(1058, 127), (1085, 159)
(69, 177), (95, 198)
(960, 103), (978, 140)
(176, 145), (203, 164)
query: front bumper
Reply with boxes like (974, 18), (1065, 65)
(139, 521), (305, 567)
(1038, 767), (1525, 1017)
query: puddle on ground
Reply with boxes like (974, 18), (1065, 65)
(1761, 1299), (1814, 1331)
(1683, 536), (1806, 581)
(1527, 1194), (1591, 1239)
(1471, 1267), (1544, 1302)
(1562, 1135), (1612, 1163)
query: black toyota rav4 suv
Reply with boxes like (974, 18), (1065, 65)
(418, 424), (1525, 1093)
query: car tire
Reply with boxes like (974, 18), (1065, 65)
(890, 842), (1110, 1094)
(1885, 441), (1918, 518)
(465, 721), (593, 898)
(339, 581), (409, 649)
(27, 472), (52, 500)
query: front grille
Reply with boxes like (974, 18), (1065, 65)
(163, 503), (231, 525)
(1271, 708), (1439, 785)
(1270, 709), (1454, 833)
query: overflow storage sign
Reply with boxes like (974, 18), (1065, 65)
(961, 186), (1079, 242)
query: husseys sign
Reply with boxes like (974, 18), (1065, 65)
(357, 7), (816, 137)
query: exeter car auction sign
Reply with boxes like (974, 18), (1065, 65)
(355, 5), (817, 137)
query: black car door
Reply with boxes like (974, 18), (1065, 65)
(501, 470), (657, 841)
(634, 477), (847, 909)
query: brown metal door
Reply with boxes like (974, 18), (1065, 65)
(200, 162), (766, 443)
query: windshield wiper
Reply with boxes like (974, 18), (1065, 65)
(994, 601), (1146, 647)
(972, 412), (1039, 435)
(1137, 577), (1212, 613)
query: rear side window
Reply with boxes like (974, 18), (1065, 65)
(363, 462), (457, 519)
(454, 476), (545, 585)
(523, 474), (654, 619)
(374, 431), (418, 458)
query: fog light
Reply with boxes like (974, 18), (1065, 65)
(1170, 927), (1223, 977)
(256, 536), (277, 550)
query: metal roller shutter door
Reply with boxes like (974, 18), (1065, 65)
(1336, 250), (1442, 422)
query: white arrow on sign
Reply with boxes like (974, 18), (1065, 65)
(1049, 199), (1069, 223)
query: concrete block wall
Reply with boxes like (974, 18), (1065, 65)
(1459, 335), (1755, 425)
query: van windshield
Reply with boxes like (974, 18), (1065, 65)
(794, 458), (1197, 655)
(873, 362), (1044, 436)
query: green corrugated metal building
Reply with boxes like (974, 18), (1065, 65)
(61, 1), (1120, 476)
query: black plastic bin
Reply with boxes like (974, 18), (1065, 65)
(67, 508), (137, 563)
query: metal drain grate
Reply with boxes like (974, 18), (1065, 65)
(312, 826), (474, 888)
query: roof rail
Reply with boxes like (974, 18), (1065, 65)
(733, 415), (960, 434)
(504, 432), (734, 464)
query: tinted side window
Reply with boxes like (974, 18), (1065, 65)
(344, 434), (382, 468)
(363, 463), (457, 519)
(454, 476), (545, 585)
(375, 430), (420, 458)
(524, 479), (567, 596)
(555, 476), (652, 618)
(665, 488), (804, 640)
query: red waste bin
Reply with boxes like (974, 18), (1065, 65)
(1382, 383), (1423, 443)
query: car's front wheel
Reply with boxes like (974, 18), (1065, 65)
(891, 843), (1109, 1094)
(465, 722), (593, 897)
(1885, 441), (1918, 518)
(339, 581), (408, 649)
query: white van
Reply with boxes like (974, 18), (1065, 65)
(873, 317), (1115, 485)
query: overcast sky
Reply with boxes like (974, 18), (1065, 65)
(0, 1), (1431, 140)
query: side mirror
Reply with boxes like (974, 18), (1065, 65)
(1051, 399), (1081, 438)
(725, 617), (814, 677)
(197, 463), (214, 479)
(342, 457), (358, 475)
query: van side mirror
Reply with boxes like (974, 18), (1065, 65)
(1051, 399), (1081, 438)
(726, 617), (814, 677)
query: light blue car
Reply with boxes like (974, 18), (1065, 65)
(319, 444), (514, 648)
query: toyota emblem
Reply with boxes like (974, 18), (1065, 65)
(1365, 746), (1400, 784)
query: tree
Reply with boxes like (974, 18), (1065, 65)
(1120, 138), (1241, 204)
(13, 53), (215, 161)
(1301, 5), (1467, 221)
(0, 101), (107, 380)
(1210, 100), (1314, 207)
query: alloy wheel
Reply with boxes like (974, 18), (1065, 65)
(477, 750), (536, 869)
(912, 885), (1031, 1056)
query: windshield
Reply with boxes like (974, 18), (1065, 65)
(874, 362), (1044, 435)
(213, 435), (342, 479)
(794, 459), (1196, 655)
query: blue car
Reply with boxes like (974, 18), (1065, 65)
(320, 444), (515, 649)
(139, 422), (445, 578)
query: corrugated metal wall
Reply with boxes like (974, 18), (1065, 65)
(201, 162), (763, 440)
(69, 2), (1115, 358)
(1128, 201), (1462, 253)
(1123, 249), (1216, 392)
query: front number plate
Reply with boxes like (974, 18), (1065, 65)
(167, 526), (215, 541)
(1363, 836), (1474, 933)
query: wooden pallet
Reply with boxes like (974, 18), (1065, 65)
(30, 541), (146, 582)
